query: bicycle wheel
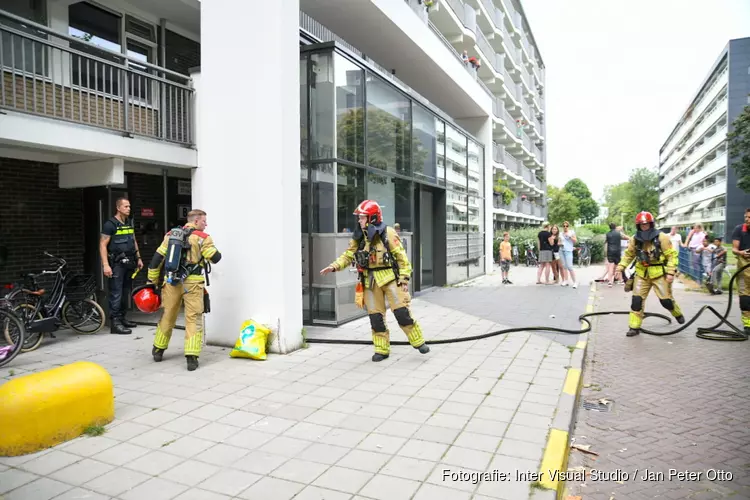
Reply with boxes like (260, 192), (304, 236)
(62, 299), (105, 334)
(0, 308), (26, 368)
(13, 303), (44, 352)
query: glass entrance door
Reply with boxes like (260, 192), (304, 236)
(419, 188), (434, 288)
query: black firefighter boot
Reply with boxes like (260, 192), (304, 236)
(626, 328), (640, 337)
(416, 343), (430, 354)
(186, 355), (199, 371)
(152, 346), (165, 362)
(372, 353), (389, 362)
(110, 317), (132, 335)
(121, 316), (138, 328)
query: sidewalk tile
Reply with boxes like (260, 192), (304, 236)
(19, 450), (81, 475)
(336, 449), (391, 472)
(237, 476), (305, 500)
(358, 474), (421, 500)
(160, 459), (222, 486)
(120, 477), (188, 500)
(3, 478), (72, 500)
(198, 469), (261, 496)
(379, 455), (435, 481)
(270, 458), (329, 483)
(412, 483), (471, 500)
(312, 466), (373, 494)
(294, 485), (352, 500)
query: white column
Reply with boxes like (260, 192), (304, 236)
(195, 0), (303, 353)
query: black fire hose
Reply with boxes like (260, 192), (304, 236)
(133, 264), (750, 344)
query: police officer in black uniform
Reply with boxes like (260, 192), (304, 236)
(100, 197), (143, 334)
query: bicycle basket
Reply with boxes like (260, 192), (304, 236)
(65, 274), (97, 302)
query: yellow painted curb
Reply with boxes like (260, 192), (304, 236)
(0, 361), (114, 456)
(539, 428), (569, 492)
(562, 368), (581, 395)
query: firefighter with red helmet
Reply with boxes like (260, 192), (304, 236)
(320, 200), (429, 362)
(145, 209), (222, 371)
(615, 211), (685, 337)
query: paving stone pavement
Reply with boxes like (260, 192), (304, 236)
(566, 278), (750, 500)
(0, 265), (594, 500)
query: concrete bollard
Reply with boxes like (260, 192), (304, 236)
(0, 361), (115, 456)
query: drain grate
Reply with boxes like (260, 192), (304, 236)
(582, 399), (614, 412)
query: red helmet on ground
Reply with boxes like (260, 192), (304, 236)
(132, 284), (161, 314)
(635, 211), (655, 225)
(353, 200), (383, 225)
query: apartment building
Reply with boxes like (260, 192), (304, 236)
(0, 0), (546, 352)
(658, 37), (750, 241)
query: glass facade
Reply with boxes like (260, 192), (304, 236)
(301, 45), (485, 324)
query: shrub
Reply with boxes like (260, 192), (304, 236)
(583, 224), (609, 235)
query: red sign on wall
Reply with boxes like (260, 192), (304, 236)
(141, 208), (155, 217)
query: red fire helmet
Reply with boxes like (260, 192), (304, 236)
(132, 284), (161, 314)
(635, 211), (655, 225)
(353, 199), (383, 224)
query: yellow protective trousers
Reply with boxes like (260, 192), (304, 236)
(629, 274), (683, 329)
(737, 256), (750, 329)
(153, 281), (204, 357)
(365, 279), (425, 355)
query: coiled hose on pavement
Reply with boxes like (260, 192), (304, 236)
(134, 264), (750, 344)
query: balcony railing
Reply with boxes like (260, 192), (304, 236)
(0, 9), (193, 145)
(475, 27), (500, 74)
(503, 151), (520, 174)
(493, 142), (504, 163)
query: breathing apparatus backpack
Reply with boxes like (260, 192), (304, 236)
(164, 226), (195, 285)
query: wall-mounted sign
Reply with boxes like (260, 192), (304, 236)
(177, 180), (191, 196)
(141, 208), (154, 217)
(177, 205), (191, 220)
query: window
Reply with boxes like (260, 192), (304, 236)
(300, 55), (308, 160)
(67, 2), (156, 103)
(394, 178), (412, 232)
(412, 104), (438, 183)
(311, 163), (335, 233)
(309, 52), (335, 160)
(446, 125), (467, 193)
(436, 120), (446, 186)
(337, 164), (365, 233)
(334, 54), (364, 164)
(1, 0), (47, 76)
(366, 74), (411, 175)
(367, 171), (396, 226)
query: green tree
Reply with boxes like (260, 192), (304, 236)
(628, 167), (660, 216)
(728, 104), (750, 192)
(603, 182), (634, 229)
(563, 178), (599, 223)
(547, 185), (579, 224)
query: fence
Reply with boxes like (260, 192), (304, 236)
(678, 246), (705, 284)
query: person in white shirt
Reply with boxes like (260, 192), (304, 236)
(559, 221), (578, 288)
(668, 226), (683, 249)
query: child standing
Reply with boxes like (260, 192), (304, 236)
(499, 232), (513, 284)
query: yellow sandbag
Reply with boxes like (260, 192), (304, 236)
(230, 320), (271, 360)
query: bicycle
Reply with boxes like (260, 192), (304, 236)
(5, 252), (105, 352)
(577, 241), (592, 267)
(525, 240), (539, 267)
(0, 296), (26, 368)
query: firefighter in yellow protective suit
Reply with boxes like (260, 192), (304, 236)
(320, 200), (429, 362)
(615, 211), (685, 337)
(147, 209), (222, 371)
(730, 208), (750, 334)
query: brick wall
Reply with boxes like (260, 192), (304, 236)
(0, 157), (85, 284)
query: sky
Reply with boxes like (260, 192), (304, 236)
(521, 0), (750, 202)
